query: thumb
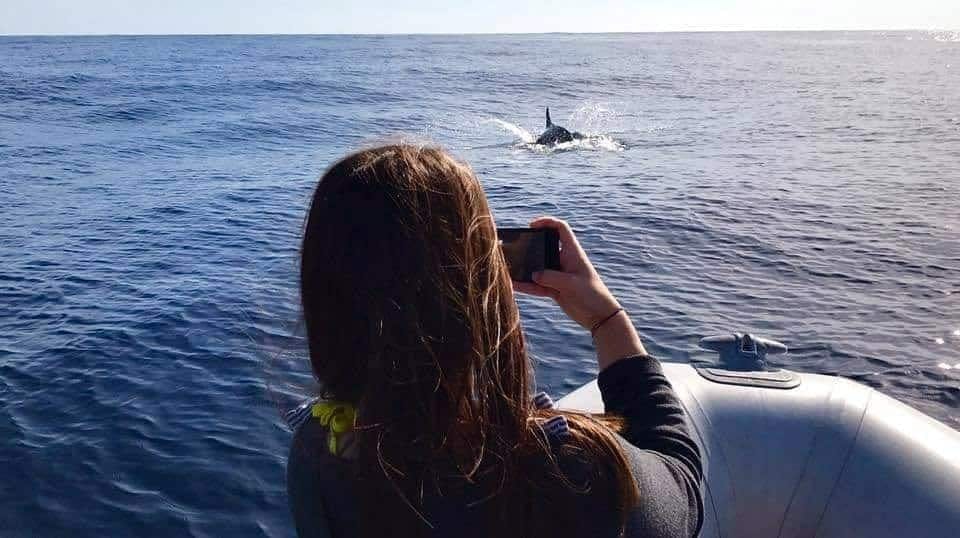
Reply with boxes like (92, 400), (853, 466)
(532, 269), (576, 291)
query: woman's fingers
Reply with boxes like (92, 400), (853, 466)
(512, 280), (557, 299)
(529, 216), (580, 251)
(531, 269), (576, 291)
(530, 216), (592, 274)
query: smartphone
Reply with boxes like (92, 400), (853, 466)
(497, 227), (561, 283)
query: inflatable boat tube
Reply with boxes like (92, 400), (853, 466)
(557, 334), (960, 538)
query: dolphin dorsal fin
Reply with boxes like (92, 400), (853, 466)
(545, 107), (553, 127)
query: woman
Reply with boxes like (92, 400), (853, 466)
(288, 144), (703, 538)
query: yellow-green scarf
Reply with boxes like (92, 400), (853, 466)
(311, 401), (356, 455)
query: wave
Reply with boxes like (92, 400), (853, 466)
(932, 31), (960, 43)
(908, 30), (960, 42)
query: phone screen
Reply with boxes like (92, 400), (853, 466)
(497, 228), (561, 282)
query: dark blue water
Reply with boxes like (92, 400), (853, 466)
(2, 32), (959, 536)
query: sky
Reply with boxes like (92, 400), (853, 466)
(1, 0), (959, 35)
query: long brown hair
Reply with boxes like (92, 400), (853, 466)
(300, 144), (638, 536)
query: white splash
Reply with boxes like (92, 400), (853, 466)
(526, 135), (625, 153)
(569, 103), (620, 134)
(484, 118), (535, 144)
(935, 337), (945, 345)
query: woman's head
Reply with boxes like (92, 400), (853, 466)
(300, 144), (636, 535)
(301, 144), (528, 469)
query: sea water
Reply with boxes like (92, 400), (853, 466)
(1, 32), (958, 536)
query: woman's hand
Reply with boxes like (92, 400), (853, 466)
(511, 217), (646, 368)
(511, 217), (621, 329)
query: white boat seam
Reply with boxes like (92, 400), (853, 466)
(810, 381), (875, 538)
(774, 380), (831, 538)
(677, 382), (727, 538)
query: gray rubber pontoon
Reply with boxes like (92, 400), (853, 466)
(558, 334), (960, 538)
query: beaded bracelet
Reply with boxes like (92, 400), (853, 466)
(590, 307), (625, 337)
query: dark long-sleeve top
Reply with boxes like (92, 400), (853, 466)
(287, 355), (704, 537)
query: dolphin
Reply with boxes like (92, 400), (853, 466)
(535, 108), (585, 145)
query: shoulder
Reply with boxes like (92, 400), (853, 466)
(288, 418), (355, 538)
(290, 415), (330, 461)
(288, 414), (337, 494)
(287, 397), (324, 464)
(288, 413), (358, 499)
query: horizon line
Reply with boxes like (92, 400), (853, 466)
(1, 28), (957, 38)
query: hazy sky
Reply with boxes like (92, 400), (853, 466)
(2, 0), (959, 35)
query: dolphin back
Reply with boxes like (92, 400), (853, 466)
(536, 108), (582, 145)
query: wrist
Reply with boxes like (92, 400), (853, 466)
(590, 307), (625, 336)
(583, 290), (621, 330)
(592, 311), (646, 371)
